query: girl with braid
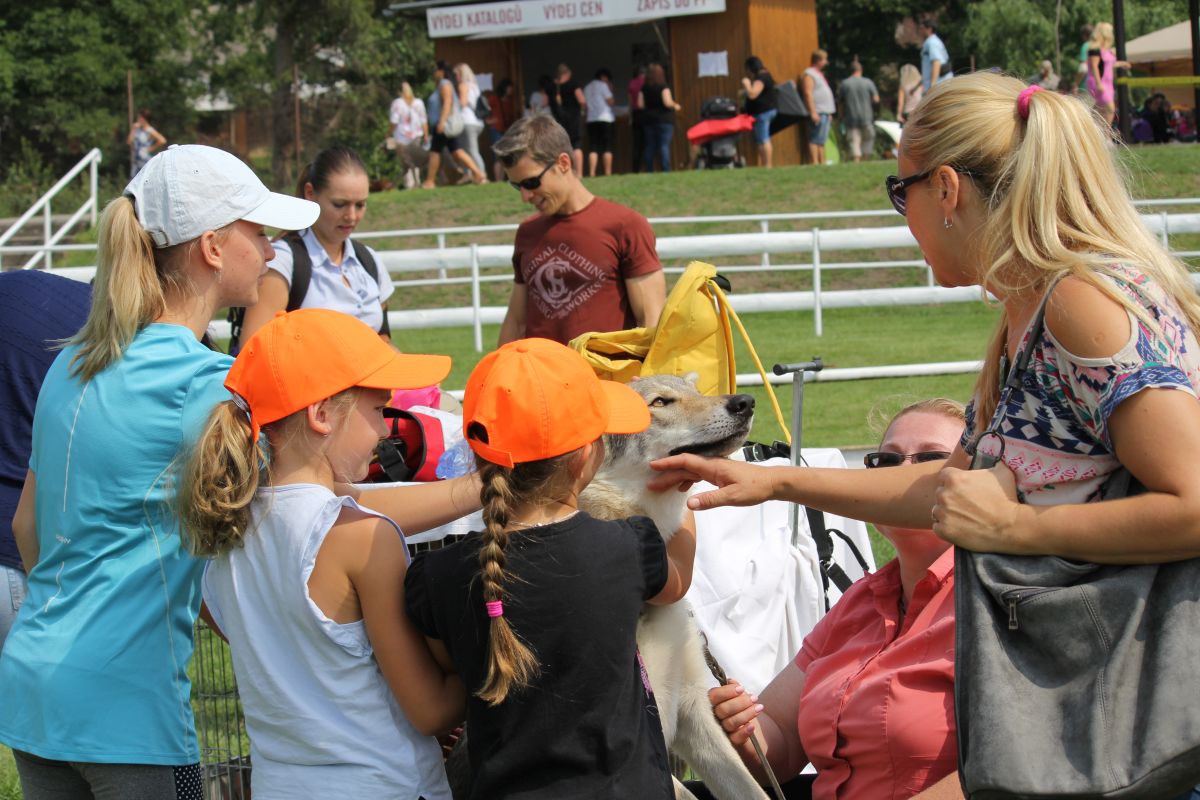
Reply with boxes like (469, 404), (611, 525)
(179, 308), (479, 799)
(405, 338), (692, 800)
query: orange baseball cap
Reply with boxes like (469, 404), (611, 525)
(225, 309), (451, 441)
(463, 338), (650, 468)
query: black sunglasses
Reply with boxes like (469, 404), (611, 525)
(508, 162), (555, 192)
(864, 450), (951, 469)
(884, 167), (980, 216)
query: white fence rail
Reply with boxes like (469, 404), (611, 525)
(11, 202), (1200, 351)
(0, 149), (101, 271)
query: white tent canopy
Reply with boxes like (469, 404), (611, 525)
(1127, 20), (1193, 64)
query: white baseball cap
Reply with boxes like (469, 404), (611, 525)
(124, 144), (320, 248)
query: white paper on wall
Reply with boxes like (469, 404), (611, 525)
(698, 51), (729, 78)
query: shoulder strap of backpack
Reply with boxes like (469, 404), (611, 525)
(283, 231), (311, 312)
(804, 505), (856, 612)
(351, 240), (390, 337)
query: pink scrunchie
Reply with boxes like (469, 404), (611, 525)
(485, 600), (504, 619)
(1018, 85), (1043, 121)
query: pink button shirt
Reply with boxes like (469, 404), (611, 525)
(795, 547), (956, 800)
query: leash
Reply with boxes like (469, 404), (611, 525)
(699, 633), (788, 800)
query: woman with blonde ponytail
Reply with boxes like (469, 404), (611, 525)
(0, 145), (319, 798)
(653, 72), (1200, 796)
(406, 338), (691, 799)
(183, 308), (474, 798)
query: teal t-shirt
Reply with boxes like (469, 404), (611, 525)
(0, 324), (232, 764)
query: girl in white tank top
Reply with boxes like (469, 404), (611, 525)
(178, 308), (479, 799)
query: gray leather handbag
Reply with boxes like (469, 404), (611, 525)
(955, 287), (1200, 799)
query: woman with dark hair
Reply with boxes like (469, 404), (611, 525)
(240, 146), (394, 344)
(639, 63), (682, 172)
(742, 56), (777, 168)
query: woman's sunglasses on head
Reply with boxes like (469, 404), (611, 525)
(884, 166), (981, 216)
(508, 162), (554, 192)
(864, 450), (951, 469)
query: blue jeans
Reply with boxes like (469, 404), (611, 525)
(643, 122), (674, 172)
(0, 563), (26, 654)
(752, 109), (777, 144)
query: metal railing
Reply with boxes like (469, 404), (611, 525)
(10, 198), (1200, 350)
(0, 148), (101, 271)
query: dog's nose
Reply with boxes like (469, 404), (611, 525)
(726, 394), (755, 416)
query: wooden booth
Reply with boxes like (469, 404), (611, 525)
(428, 0), (819, 172)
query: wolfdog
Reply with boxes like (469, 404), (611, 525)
(580, 374), (768, 800)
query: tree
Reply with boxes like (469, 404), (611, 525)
(0, 0), (199, 178)
(201, 0), (432, 189)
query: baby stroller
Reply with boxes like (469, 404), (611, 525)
(687, 96), (751, 169)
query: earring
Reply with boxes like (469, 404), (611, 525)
(943, 218), (954, 230)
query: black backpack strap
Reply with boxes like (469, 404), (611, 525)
(226, 306), (245, 355)
(803, 505), (855, 612)
(282, 231), (311, 312)
(351, 239), (390, 337)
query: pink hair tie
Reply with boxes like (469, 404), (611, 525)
(485, 600), (504, 619)
(1017, 85), (1043, 121)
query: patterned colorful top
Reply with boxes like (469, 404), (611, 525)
(963, 265), (1200, 506)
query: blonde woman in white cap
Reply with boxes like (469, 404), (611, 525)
(0, 144), (319, 799)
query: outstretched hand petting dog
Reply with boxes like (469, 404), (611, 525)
(648, 454), (781, 510)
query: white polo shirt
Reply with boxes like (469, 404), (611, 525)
(266, 228), (394, 332)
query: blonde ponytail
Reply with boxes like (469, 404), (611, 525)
(903, 72), (1200, 432)
(68, 196), (198, 382)
(475, 463), (540, 705)
(179, 400), (266, 556)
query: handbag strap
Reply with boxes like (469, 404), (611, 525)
(974, 276), (1064, 446)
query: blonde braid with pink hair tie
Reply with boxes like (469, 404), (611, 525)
(1017, 84), (1043, 121)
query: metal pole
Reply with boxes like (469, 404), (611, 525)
(812, 228), (822, 337)
(470, 243), (483, 352)
(293, 64), (302, 177)
(1191, 0), (1200, 117)
(1161, 211), (1170, 248)
(1113, 0), (1132, 142)
(772, 359), (824, 547)
(127, 70), (135, 176)
(90, 153), (99, 228)
(43, 201), (52, 270)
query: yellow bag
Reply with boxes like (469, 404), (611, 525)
(570, 261), (790, 441)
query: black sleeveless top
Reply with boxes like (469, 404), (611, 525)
(642, 82), (672, 124)
(745, 70), (777, 115)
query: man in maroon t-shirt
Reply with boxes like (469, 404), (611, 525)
(493, 114), (665, 346)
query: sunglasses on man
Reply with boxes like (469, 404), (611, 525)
(884, 167), (981, 216)
(863, 450), (952, 469)
(508, 162), (554, 192)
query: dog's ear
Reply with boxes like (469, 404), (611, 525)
(683, 372), (700, 386)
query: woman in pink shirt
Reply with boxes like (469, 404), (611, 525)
(707, 399), (966, 800)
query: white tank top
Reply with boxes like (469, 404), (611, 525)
(202, 484), (452, 800)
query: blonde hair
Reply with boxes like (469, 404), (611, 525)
(401, 81), (415, 104)
(903, 71), (1200, 432)
(471, 450), (581, 705)
(179, 390), (359, 556)
(1089, 22), (1115, 51)
(69, 197), (230, 382)
(899, 63), (921, 92)
(868, 396), (966, 440)
(455, 63), (477, 86)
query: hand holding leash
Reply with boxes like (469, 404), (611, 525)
(702, 639), (787, 800)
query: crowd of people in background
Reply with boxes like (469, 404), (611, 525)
(380, 9), (1178, 185)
